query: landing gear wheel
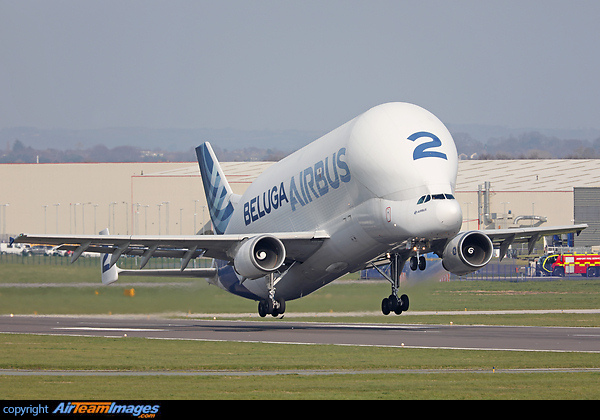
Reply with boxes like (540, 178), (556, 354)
(258, 300), (273, 317)
(418, 255), (426, 271)
(271, 299), (286, 317)
(258, 300), (267, 317)
(259, 299), (286, 317)
(410, 256), (418, 271)
(400, 294), (409, 312)
(381, 297), (391, 315)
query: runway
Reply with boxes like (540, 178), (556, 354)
(2, 315), (600, 353)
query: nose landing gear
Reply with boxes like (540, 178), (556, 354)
(409, 255), (426, 271)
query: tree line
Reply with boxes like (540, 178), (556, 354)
(2, 131), (600, 163)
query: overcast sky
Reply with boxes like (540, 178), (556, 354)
(1, 0), (599, 134)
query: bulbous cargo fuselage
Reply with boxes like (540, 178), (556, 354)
(217, 103), (462, 301)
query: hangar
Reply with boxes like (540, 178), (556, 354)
(1, 159), (599, 249)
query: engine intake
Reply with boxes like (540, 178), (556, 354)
(233, 235), (286, 279)
(442, 231), (493, 276)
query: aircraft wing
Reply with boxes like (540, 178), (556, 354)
(480, 223), (588, 260)
(11, 230), (329, 270)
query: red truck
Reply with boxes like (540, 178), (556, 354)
(537, 253), (600, 277)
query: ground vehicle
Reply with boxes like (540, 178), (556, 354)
(537, 253), (600, 277)
(22, 245), (52, 256)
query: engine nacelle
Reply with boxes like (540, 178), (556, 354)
(233, 235), (286, 279)
(442, 231), (493, 276)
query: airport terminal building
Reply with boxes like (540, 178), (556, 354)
(1, 159), (599, 250)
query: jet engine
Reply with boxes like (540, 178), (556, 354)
(441, 231), (493, 276)
(233, 235), (286, 279)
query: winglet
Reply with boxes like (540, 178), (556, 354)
(196, 142), (235, 235)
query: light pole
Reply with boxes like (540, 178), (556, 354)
(1, 203), (9, 239)
(157, 203), (163, 235)
(109, 202), (117, 233)
(81, 202), (91, 234)
(92, 204), (98, 234)
(143, 205), (149, 234)
(122, 201), (128, 235)
(162, 201), (170, 235)
(501, 201), (510, 229)
(42, 205), (48, 233)
(193, 199), (199, 234)
(73, 203), (80, 234)
(53, 203), (60, 234)
(179, 208), (183, 234)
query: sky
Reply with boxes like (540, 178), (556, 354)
(1, 0), (599, 134)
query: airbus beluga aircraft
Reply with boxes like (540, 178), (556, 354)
(13, 102), (587, 317)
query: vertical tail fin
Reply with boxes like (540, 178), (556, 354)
(100, 228), (120, 285)
(195, 142), (235, 235)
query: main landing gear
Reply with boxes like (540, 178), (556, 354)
(381, 293), (409, 316)
(372, 252), (411, 315)
(257, 272), (286, 317)
(258, 298), (285, 317)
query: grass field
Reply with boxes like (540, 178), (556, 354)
(1, 262), (600, 399)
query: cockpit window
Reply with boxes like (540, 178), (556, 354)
(418, 193), (454, 204)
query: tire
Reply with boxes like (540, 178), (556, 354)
(381, 298), (390, 315)
(418, 256), (426, 271)
(552, 267), (564, 277)
(258, 301), (267, 317)
(400, 294), (409, 312)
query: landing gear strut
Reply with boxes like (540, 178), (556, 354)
(258, 272), (286, 317)
(372, 253), (410, 315)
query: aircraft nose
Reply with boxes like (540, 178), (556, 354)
(435, 199), (462, 235)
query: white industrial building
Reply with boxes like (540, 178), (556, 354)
(1, 159), (599, 248)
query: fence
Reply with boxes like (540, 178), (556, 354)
(360, 258), (585, 282)
(0, 253), (212, 270)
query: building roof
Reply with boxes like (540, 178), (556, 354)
(143, 159), (600, 192)
(456, 159), (600, 192)
(141, 161), (276, 184)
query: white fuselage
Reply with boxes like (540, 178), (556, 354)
(217, 102), (462, 301)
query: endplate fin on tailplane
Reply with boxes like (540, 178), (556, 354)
(99, 228), (218, 285)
